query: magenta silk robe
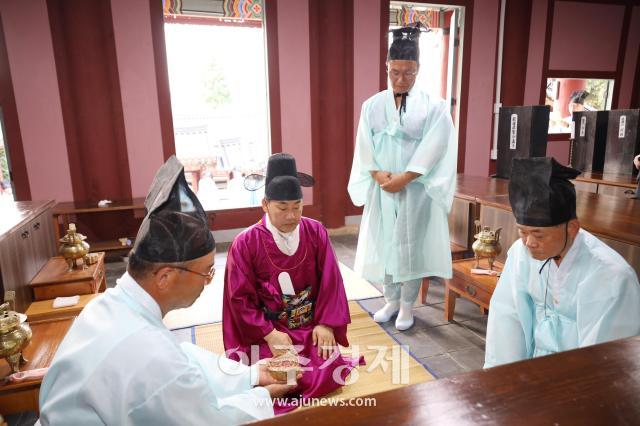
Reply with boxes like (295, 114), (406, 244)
(223, 216), (364, 412)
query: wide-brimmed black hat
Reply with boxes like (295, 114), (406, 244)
(244, 153), (314, 201)
(132, 155), (215, 262)
(509, 157), (581, 227)
(387, 22), (429, 62)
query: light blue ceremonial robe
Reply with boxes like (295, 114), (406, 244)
(348, 87), (458, 283)
(484, 230), (640, 368)
(37, 272), (273, 425)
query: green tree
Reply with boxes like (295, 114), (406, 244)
(0, 145), (9, 182)
(202, 58), (231, 109)
(585, 79), (611, 110)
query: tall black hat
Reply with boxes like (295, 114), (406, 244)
(132, 155), (215, 263)
(244, 153), (314, 201)
(569, 90), (589, 105)
(388, 23), (428, 62)
(509, 157), (581, 227)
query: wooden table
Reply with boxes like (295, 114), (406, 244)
(0, 318), (73, 415)
(477, 191), (640, 247)
(445, 258), (502, 320)
(25, 293), (100, 322)
(453, 175), (640, 276)
(449, 175), (509, 250)
(29, 253), (106, 300)
(254, 336), (640, 425)
(575, 171), (637, 190)
(574, 171), (637, 197)
(52, 197), (145, 252)
(454, 174), (509, 203)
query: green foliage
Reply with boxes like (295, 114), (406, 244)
(0, 145), (9, 182)
(202, 59), (231, 109)
(585, 79), (612, 110)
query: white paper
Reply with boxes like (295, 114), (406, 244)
(277, 272), (296, 296)
(53, 295), (80, 309)
(619, 115), (626, 138)
(470, 268), (501, 277)
(509, 114), (518, 150)
(579, 116), (586, 138)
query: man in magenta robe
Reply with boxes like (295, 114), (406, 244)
(223, 153), (364, 413)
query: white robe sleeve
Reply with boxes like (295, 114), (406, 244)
(179, 342), (273, 421)
(406, 100), (451, 176)
(407, 98), (458, 212)
(348, 102), (378, 206)
(127, 367), (271, 426)
(576, 266), (640, 347)
(484, 244), (535, 368)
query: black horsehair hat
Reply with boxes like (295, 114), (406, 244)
(132, 155), (215, 263)
(509, 157), (581, 227)
(388, 22), (430, 62)
(244, 153), (314, 201)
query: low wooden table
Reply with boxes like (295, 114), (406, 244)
(25, 294), (100, 322)
(444, 258), (502, 321)
(29, 252), (106, 301)
(0, 318), (73, 415)
(253, 336), (640, 424)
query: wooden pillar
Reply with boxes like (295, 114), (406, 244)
(148, 0), (177, 161)
(48, 0), (131, 203)
(309, 0), (353, 228)
(491, 0), (533, 175)
(0, 15), (30, 200)
(48, 0), (136, 241)
(500, 0), (533, 107)
(440, 11), (452, 100)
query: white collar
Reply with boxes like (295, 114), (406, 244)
(546, 230), (584, 303)
(265, 214), (300, 256)
(116, 271), (163, 321)
(550, 229), (583, 274)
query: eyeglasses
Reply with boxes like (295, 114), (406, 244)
(172, 265), (216, 282)
(388, 69), (418, 80)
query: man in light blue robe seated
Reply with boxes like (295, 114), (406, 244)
(37, 156), (294, 425)
(484, 157), (640, 368)
(348, 24), (457, 331)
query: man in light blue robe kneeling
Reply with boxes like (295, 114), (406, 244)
(484, 157), (640, 368)
(37, 156), (293, 425)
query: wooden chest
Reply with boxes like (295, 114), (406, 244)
(570, 110), (608, 172)
(604, 109), (640, 175)
(496, 105), (550, 179)
(444, 258), (503, 321)
(28, 252), (106, 301)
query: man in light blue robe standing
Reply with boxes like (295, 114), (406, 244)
(484, 157), (640, 368)
(348, 24), (457, 331)
(37, 156), (294, 425)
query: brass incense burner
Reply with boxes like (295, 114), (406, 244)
(472, 220), (502, 271)
(59, 223), (90, 271)
(0, 302), (32, 375)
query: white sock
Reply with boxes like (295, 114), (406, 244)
(373, 301), (400, 323)
(395, 301), (414, 331)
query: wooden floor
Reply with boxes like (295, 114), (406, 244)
(191, 301), (434, 402)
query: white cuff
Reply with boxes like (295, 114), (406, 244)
(250, 363), (261, 387)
